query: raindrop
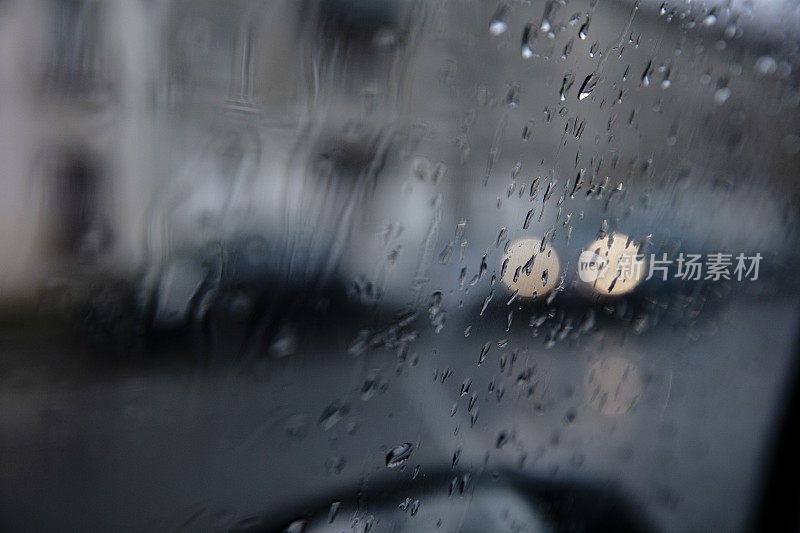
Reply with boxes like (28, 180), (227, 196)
(328, 501), (341, 524)
(578, 73), (597, 100)
(755, 56), (777, 76)
(439, 367), (453, 384)
(496, 431), (509, 448)
(479, 291), (494, 316)
(562, 38), (574, 60)
(496, 227), (507, 247)
(714, 86), (731, 105)
(641, 59), (652, 86)
(399, 498), (411, 511)
(468, 393), (478, 412)
(449, 475), (468, 495)
(478, 342), (491, 365)
(506, 289), (519, 305)
(521, 24), (535, 58)
(361, 374), (386, 400)
(489, 20), (508, 36)
(439, 243), (455, 265)
(524, 209), (535, 229)
(559, 73), (575, 101)
(410, 500), (421, 516)
(269, 326), (298, 358)
(511, 161), (522, 179)
(522, 120), (535, 140)
(318, 400), (350, 431)
(452, 448), (462, 468)
(578, 17), (591, 39)
(348, 329), (371, 357)
(489, 5), (509, 35)
(386, 443), (414, 468)
(506, 84), (520, 107)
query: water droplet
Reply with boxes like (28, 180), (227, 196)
(506, 289), (519, 305)
(386, 443), (414, 468)
(506, 84), (520, 107)
(578, 73), (597, 100)
(578, 17), (591, 39)
(439, 243), (454, 265)
(495, 227), (507, 247)
(479, 291), (494, 316)
(478, 342), (491, 365)
(702, 13), (717, 27)
(318, 400), (350, 431)
(452, 448), (462, 468)
(562, 38), (574, 60)
(328, 501), (341, 524)
(522, 120), (534, 140)
(439, 367), (453, 384)
(348, 329), (371, 357)
(361, 373), (387, 400)
(489, 20), (507, 36)
(641, 59), (652, 86)
(521, 24), (535, 58)
(559, 73), (575, 101)
(755, 56), (777, 76)
(714, 86), (731, 105)
(461, 389), (475, 411)
(496, 431), (509, 448)
(410, 500), (421, 516)
(523, 209), (535, 229)
(489, 5), (509, 35)
(269, 325), (297, 358)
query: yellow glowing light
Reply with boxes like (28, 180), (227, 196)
(500, 238), (560, 299)
(577, 234), (645, 297)
(585, 356), (642, 415)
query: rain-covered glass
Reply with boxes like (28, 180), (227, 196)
(1, 0), (800, 531)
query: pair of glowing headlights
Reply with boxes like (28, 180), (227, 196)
(500, 234), (645, 300)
